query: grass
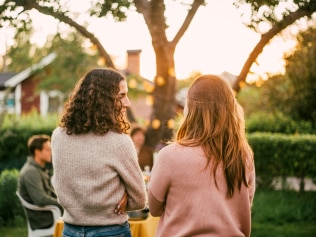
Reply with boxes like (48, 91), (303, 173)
(252, 222), (316, 237)
(250, 189), (316, 237)
(0, 226), (27, 237)
(1, 189), (315, 237)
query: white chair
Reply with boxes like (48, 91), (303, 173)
(16, 191), (62, 237)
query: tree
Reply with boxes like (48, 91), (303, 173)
(262, 26), (316, 127)
(6, 29), (100, 95)
(233, 0), (316, 92)
(0, 0), (124, 68)
(238, 25), (316, 131)
(1, 0), (315, 149)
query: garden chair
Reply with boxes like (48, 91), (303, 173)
(16, 191), (62, 237)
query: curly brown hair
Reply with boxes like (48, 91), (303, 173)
(59, 68), (130, 135)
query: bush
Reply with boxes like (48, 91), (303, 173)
(246, 112), (314, 134)
(0, 128), (53, 173)
(0, 112), (57, 173)
(0, 169), (23, 226)
(248, 133), (316, 190)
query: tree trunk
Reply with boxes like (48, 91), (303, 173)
(146, 45), (177, 149)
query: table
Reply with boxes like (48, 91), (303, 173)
(53, 215), (160, 237)
(129, 215), (160, 237)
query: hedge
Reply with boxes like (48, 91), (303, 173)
(248, 132), (316, 190)
(1, 127), (316, 189)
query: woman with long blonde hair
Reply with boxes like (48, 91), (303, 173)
(148, 75), (255, 237)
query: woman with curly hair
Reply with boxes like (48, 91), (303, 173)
(51, 68), (147, 237)
(148, 75), (255, 237)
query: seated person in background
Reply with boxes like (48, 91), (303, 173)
(130, 125), (154, 170)
(18, 134), (63, 230)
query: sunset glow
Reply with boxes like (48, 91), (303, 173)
(0, 0), (300, 82)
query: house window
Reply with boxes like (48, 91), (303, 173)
(7, 98), (15, 108)
(48, 96), (60, 113)
(6, 94), (16, 114)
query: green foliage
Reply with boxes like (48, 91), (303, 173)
(246, 112), (314, 134)
(233, 0), (316, 31)
(1, 110), (59, 130)
(0, 112), (56, 172)
(248, 133), (316, 189)
(241, 25), (316, 131)
(91, 0), (132, 21)
(39, 32), (100, 95)
(0, 169), (23, 226)
(284, 26), (316, 125)
(6, 26), (46, 72)
(6, 30), (100, 96)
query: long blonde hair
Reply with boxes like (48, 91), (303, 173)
(176, 75), (253, 197)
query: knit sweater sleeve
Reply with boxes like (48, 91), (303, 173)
(114, 135), (147, 211)
(148, 144), (172, 215)
(247, 155), (256, 206)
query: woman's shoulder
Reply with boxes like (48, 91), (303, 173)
(52, 126), (64, 138)
(159, 143), (202, 154)
(107, 131), (131, 141)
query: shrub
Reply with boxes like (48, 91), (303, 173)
(246, 112), (314, 134)
(0, 113), (57, 172)
(248, 133), (316, 190)
(0, 169), (23, 226)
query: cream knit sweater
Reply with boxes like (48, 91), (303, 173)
(51, 127), (147, 226)
(149, 144), (255, 237)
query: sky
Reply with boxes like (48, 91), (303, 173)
(0, 0), (298, 81)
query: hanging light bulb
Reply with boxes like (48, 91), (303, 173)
(156, 76), (165, 86)
(167, 119), (175, 129)
(151, 119), (161, 129)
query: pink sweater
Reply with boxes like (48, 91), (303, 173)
(148, 144), (255, 237)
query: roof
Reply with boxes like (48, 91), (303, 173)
(0, 72), (17, 89)
(0, 52), (57, 89)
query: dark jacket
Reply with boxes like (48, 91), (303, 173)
(18, 157), (63, 230)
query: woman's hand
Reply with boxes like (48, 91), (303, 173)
(114, 192), (128, 215)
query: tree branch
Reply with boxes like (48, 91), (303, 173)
(171, 0), (205, 46)
(233, 7), (315, 92)
(24, 1), (116, 68)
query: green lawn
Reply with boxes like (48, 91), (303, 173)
(252, 222), (316, 237)
(0, 226), (27, 237)
(1, 190), (315, 237)
(1, 221), (316, 237)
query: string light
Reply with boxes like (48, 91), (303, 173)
(128, 78), (137, 88)
(151, 119), (160, 129)
(97, 57), (105, 66)
(144, 81), (154, 93)
(168, 68), (175, 77)
(167, 119), (175, 129)
(156, 76), (165, 86)
(146, 95), (154, 105)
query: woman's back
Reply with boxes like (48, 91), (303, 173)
(52, 127), (146, 226)
(149, 143), (255, 237)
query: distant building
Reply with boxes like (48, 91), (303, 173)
(0, 50), (153, 121)
(0, 53), (62, 116)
